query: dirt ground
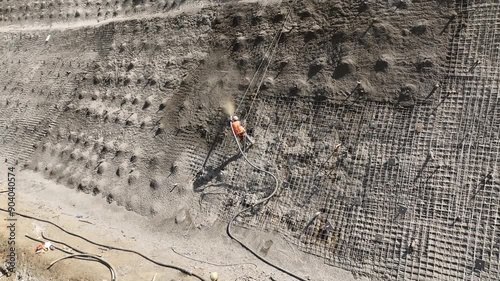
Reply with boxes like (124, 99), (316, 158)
(0, 168), (361, 281)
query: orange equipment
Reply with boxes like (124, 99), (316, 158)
(231, 120), (246, 137)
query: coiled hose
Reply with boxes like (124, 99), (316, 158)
(228, 121), (307, 281)
(0, 208), (206, 281)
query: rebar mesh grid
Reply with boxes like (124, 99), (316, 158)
(192, 1), (500, 279)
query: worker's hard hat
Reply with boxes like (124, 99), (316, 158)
(210, 272), (218, 281)
(233, 116), (239, 121)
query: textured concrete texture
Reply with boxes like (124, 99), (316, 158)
(0, 0), (499, 280)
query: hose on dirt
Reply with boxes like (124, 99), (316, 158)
(41, 231), (89, 255)
(47, 254), (117, 281)
(26, 234), (86, 256)
(227, 122), (307, 281)
(26, 235), (112, 279)
(0, 208), (206, 281)
(171, 247), (257, 268)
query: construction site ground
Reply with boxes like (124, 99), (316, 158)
(0, 169), (358, 281)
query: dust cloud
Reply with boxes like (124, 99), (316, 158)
(221, 98), (235, 116)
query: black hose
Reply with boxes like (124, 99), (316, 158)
(47, 254), (117, 281)
(41, 231), (88, 255)
(25, 234), (111, 275)
(171, 247), (257, 268)
(0, 208), (206, 281)
(228, 121), (307, 281)
(26, 234), (80, 256)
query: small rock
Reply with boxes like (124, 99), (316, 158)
(175, 209), (188, 224)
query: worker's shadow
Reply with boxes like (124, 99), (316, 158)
(193, 153), (243, 192)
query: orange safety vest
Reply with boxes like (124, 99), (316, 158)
(231, 121), (246, 136)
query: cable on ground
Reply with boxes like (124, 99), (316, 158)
(47, 254), (117, 281)
(0, 208), (206, 281)
(171, 247), (257, 268)
(41, 231), (90, 255)
(26, 234), (82, 256)
(26, 235), (112, 278)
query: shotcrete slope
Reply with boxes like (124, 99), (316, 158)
(2, 0), (497, 281)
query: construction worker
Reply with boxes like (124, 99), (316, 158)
(210, 272), (219, 281)
(230, 115), (255, 147)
